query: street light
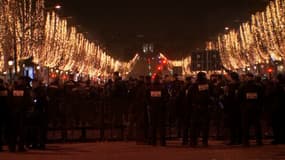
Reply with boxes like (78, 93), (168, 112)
(36, 65), (41, 79)
(8, 58), (14, 67)
(8, 57), (14, 84)
(54, 4), (62, 10)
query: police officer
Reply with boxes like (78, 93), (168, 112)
(147, 75), (168, 146)
(30, 79), (48, 149)
(126, 77), (137, 140)
(210, 74), (225, 140)
(47, 79), (62, 132)
(62, 78), (76, 141)
(144, 75), (152, 143)
(0, 79), (9, 151)
(8, 76), (32, 152)
(188, 72), (212, 147)
(110, 72), (128, 140)
(239, 73), (263, 146)
(181, 76), (192, 145)
(133, 76), (148, 144)
(222, 72), (242, 145)
(271, 74), (285, 144)
(169, 74), (184, 138)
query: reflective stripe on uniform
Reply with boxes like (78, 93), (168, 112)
(246, 92), (258, 99)
(13, 90), (24, 96)
(150, 91), (161, 97)
(198, 84), (209, 91)
(0, 90), (8, 96)
(49, 85), (58, 89)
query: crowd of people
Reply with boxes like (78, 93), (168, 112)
(0, 71), (285, 152)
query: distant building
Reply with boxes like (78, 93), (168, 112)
(129, 43), (172, 77)
(142, 43), (154, 54)
(191, 50), (222, 71)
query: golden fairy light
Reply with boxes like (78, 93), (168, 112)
(0, 0), (139, 76)
(0, 0), (45, 71)
(160, 53), (192, 75)
(207, 0), (285, 70)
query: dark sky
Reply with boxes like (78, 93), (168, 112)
(47, 0), (270, 60)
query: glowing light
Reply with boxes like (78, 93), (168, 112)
(0, 0), (139, 76)
(268, 68), (273, 73)
(55, 4), (61, 9)
(8, 60), (14, 67)
(160, 53), (192, 75)
(206, 0), (285, 70)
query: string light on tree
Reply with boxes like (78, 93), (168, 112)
(206, 0), (285, 71)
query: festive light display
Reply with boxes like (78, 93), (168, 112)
(0, 0), (138, 78)
(207, 0), (285, 70)
(168, 57), (192, 75)
(160, 53), (192, 75)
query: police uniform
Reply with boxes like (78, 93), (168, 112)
(0, 84), (9, 151)
(147, 80), (168, 146)
(239, 78), (263, 146)
(271, 76), (285, 144)
(133, 80), (148, 144)
(222, 81), (242, 145)
(188, 73), (211, 147)
(8, 82), (32, 152)
(181, 79), (192, 145)
(47, 82), (62, 127)
(110, 78), (128, 140)
(62, 80), (76, 141)
(30, 84), (48, 149)
(277, 80), (285, 143)
(211, 78), (225, 140)
(169, 79), (184, 138)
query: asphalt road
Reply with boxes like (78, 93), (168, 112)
(1, 140), (284, 160)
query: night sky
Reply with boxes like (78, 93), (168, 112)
(46, 0), (270, 60)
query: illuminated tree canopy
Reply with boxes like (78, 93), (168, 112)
(0, 0), (138, 77)
(207, 0), (285, 70)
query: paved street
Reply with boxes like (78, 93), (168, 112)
(1, 140), (285, 160)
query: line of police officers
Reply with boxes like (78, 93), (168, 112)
(1, 71), (285, 152)
(133, 72), (285, 147)
(0, 77), (48, 152)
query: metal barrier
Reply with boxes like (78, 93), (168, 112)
(45, 88), (273, 142)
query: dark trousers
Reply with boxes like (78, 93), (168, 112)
(190, 108), (209, 146)
(182, 122), (189, 145)
(181, 113), (190, 145)
(0, 120), (4, 149)
(227, 112), (242, 144)
(7, 112), (25, 151)
(150, 125), (166, 145)
(26, 112), (48, 149)
(272, 111), (285, 143)
(149, 107), (166, 146)
(135, 110), (149, 143)
(241, 107), (262, 145)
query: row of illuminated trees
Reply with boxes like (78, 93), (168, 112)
(159, 53), (192, 76)
(0, 0), (138, 78)
(207, 0), (285, 71)
(144, 0), (285, 76)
